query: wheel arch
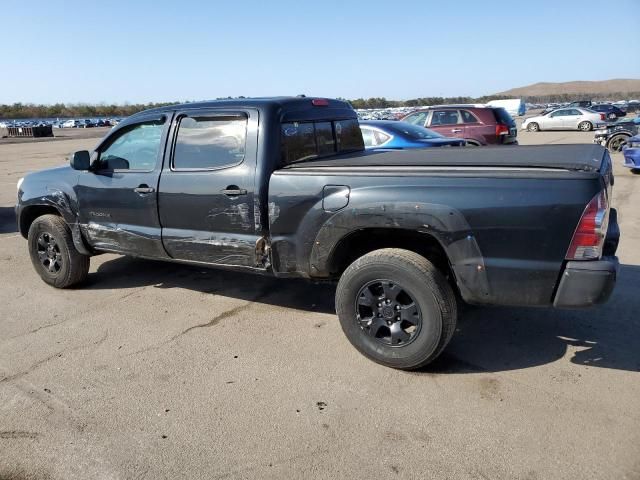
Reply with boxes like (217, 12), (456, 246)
(309, 201), (491, 303)
(19, 203), (92, 256)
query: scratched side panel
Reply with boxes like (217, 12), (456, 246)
(157, 108), (262, 268)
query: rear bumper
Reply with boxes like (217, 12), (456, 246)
(553, 256), (619, 308)
(553, 208), (619, 308)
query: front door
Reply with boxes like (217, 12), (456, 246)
(76, 113), (172, 258)
(158, 108), (261, 268)
(544, 109), (570, 130)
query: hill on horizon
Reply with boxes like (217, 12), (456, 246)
(495, 79), (640, 97)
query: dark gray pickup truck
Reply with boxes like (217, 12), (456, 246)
(16, 97), (620, 369)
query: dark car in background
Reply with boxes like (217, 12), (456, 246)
(590, 104), (627, 120)
(593, 116), (640, 152)
(399, 105), (517, 146)
(359, 120), (465, 149)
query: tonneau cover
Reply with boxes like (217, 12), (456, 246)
(285, 144), (606, 172)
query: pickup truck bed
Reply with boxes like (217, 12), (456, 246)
(285, 143), (607, 172)
(269, 144), (616, 308)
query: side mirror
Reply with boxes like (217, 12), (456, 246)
(70, 150), (90, 170)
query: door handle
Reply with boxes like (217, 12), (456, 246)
(134, 185), (155, 194)
(221, 187), (247, 196)
(451, 129), (463, 133)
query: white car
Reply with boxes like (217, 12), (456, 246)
(61, 119), (81, 128)
(522, 108), (605, 132)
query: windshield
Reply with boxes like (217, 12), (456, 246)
(390, 122), (443, 139)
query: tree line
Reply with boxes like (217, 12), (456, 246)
(1, 92), (638, 118)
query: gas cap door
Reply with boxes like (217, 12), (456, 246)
(322, 185), (350, 212)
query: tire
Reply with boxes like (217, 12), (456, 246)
(28, 214), (90, 288)
(464, 140), (480, 147)
(527, 122), (539, 132)
(607, 134), (629, 152)
(335, 248), (457, 370)
(608, 113), (616, 120)
(578, 121), (593, 132)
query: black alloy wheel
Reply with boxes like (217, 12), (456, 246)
(356, 279), (422, 347)
(36, 231), (63, 273)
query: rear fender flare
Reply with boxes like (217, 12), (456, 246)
(309, 201), (490, 301)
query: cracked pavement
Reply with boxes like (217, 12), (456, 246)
(0, 127), (639, 479)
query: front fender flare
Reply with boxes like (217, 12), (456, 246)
(18, 188), (91, 256)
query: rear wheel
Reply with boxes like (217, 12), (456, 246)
(527, 122), (539, 132)
(578, 121), (593, 132)
(28, 214), (90, 288)
(607, 112), (617, 120)
(336, 248), (457, 370)
(607, 134), (629, 152)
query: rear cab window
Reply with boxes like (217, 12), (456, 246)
(281, 118), (363, 165)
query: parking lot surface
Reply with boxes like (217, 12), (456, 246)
(1, 129), (639, 480)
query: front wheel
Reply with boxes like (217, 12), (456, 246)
(578, 121), (593, 132)
(608, 134), (629, 152)
(527, 122), (539, 132)
(28, 214), (90, 288)
(335, 248), (457, 370)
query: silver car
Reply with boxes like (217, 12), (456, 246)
(522, 108), (605, 132)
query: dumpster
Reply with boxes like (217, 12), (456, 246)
(7, 126), (54, 138)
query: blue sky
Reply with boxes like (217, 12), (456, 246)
(1, 0), (638, 104)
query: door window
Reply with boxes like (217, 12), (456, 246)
(360, 127), (391, 147)
(461, 110), (479, 123)
(173, 115), (247, 170)
(98, 120), (164, 171)
(430, 110), (461, 126)
(550, 109), (569, 117)
(361, 127), (376, 147)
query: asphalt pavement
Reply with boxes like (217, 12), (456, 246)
(0, 128), (638, 480)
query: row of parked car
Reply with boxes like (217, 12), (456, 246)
(0, 118), (122, 129)
(359, 104), (517, 149)
(357, 102), (640, 172)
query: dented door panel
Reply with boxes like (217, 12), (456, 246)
(158, 108), (262, 267)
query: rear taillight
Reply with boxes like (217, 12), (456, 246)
(495, 124), (509, 136)
(600, 113), (606, 121)
(566, 190), (609, 260)
(312, 98), (329, 106)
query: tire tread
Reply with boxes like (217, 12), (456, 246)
(336, 248), (457, 369)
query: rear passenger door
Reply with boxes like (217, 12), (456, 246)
(459, 109), (485, 143)
(563, 109), (583, 129)
(427, 110), (464, 138)
(158, 108), (261, 268)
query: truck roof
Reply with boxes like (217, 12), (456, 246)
(129, 96), (356, 120)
